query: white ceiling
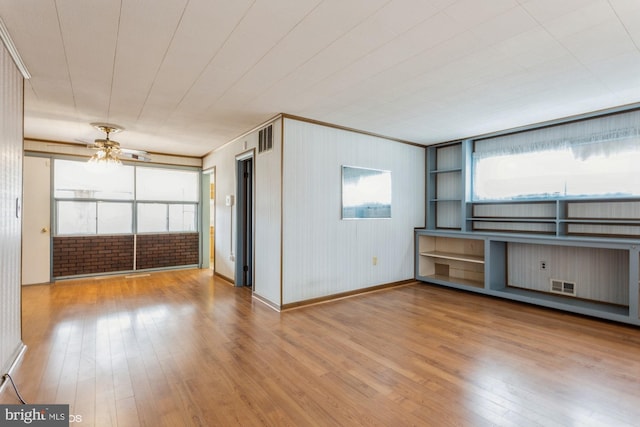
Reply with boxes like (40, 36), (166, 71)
(1, 0), (639, 157)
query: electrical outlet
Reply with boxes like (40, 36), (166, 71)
(372, 256), (378, 266)
(540, 261), (547, 270)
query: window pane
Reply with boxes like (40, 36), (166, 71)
(57, 201), (96, 235)
(473, 147), (640, 200)
(169, 204), (197, 232)
(136, 168), (199, 201)
(98, 202), (132, 234)
(472, 109), (640, 201)
(137, 203), (167, 233)
(54, 159), (134, 199)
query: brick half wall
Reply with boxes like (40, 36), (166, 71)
(136, 233), (199, 270)
(53, 235), (134, 277)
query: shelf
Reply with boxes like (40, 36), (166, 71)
(415, 229), (640, 326)
(430, 168), (462, 174)
(496, 287), (629, 317)
(420, 251), (484, 264)
(562, 219), (640, 224)
(422, 274), (484, 289)
(472, 217), (556, 223)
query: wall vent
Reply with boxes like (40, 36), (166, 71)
(550, 279), (576, 296)
(258, 125), (273, 153)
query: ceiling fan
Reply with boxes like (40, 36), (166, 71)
(86, 122), (150, 164)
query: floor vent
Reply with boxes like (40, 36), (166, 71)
(258, 125), (273, 153)
(550, 279), (576, 296)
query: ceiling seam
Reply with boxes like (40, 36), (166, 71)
(240, 0), (450, 114)
(171, 0), (257, 112)
(54, 0), (77, 113)
(519, 3), (619, 96)
(135, 0), (192, 122)
(106, 0), (124, 122)
(298, 4), (530, 113)
(205, 0), (327, 109)
(607, 0), (640, 53)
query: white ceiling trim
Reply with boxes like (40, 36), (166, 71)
(0, 16), (30, 78)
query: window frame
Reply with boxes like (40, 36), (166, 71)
(471, 108), (640, 202)
(135, 201), (199, 234)
(53, 159), (201, 236)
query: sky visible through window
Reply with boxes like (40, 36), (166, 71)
(473, 147), (640, 200)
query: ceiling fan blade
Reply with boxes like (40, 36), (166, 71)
(73, 123), (150, 162)
(73, 138), (97, 148)
(120, 147), (148, 155)
(120, 151), (151, 162)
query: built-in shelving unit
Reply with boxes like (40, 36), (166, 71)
(427, 141), (467, 230)
(415, 230), (640, 325)
(417, 234), (484, 288)
(420, 111), (640, 325)
(470, 198), (640, 238)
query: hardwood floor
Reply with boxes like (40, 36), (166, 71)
(2, 269), (640, 426)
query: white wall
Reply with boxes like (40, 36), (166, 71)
(253, 120), (282, 305)
(0, 39), (24, 375)
(202, 119), (282, 306)
(204, 116), (425, 308)
(282, 118), (425, 304)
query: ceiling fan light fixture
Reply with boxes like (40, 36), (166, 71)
(83, 121), (149, 164)
(88, 146), (122, 166)
(87, 122), (124, 167)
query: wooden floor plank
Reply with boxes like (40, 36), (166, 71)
(2, 269), (640, 426)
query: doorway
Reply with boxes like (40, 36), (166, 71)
(209, 178), (215, 270)
(22, 156), (51, 285)
(235, 154), (253, 288)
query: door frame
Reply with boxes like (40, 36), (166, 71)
(235, 150), (254, 289)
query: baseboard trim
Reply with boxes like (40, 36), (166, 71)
(0, 342), (27, 395)
(252, 293), (281, 312)
(281, 279), (416, 311)
(214, 272), (234, 285)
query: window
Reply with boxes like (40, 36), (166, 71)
(473, 110), (640, 200)
(136, 167), (199, 202)
(54, 159), (134, 199)
(137, 203), (196, 233)
(136, 167), (198, 233)
(98, 202), (133, 234)
(54, 160), (199, 235)
(57, 201), (96, 235)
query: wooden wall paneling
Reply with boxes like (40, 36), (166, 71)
(0, 39), (24, 376)
(436, 201), (462, 229)
(568, 201), (640, 219)
(435, 144), (461, 170)
(473, 221), (556, 233)
(474, 202), (556, 218)
(202, 118), (283, 306)
(281, 118), (425, 304)
(507, 243), (629, 306)
(435, 172), (461, 200)
(253, 119), (282, 306)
